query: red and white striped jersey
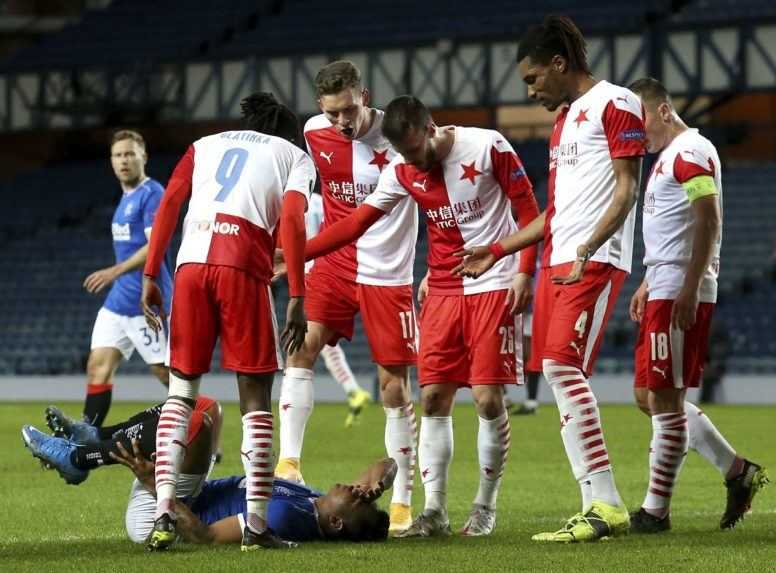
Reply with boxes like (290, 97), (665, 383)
(304, 111), (418, 286)
(175, 130), (315, 282)
(366, 126), (539, 296)
(545, 80), (646, 272)
(643, 128), (722, 303)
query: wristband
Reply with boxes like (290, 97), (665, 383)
(488, 242), (506, 261)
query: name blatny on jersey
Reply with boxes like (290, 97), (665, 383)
(426, 198), (484, 229)
(219, 131), (272, 144)
(550, 142), (579, 170)
(329, 181), (376, 204)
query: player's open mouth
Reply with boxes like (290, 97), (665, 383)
(341, 127), (354, 137)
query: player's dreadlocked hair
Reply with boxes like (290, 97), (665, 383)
(517, 15), (591, 75)
(382, 95), (432, 145)
(240, 92), (300, 143)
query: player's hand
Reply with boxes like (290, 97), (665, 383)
(551, 244), (591, 285)
(83, 266), (120, 294)
(352, 458), (398, 502)
(506, 273), (532, 314)
(281, 296), (307, 355)
(272, 248), (287, 283)
(417, 273), (430, 306)
(629, 280), (648, 322)
(109, 438), (156, 492)
(452, 246), (497, 278)
(141, 275), (166, 333)
(672, 286), (699, 331)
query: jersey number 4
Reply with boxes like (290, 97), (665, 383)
(215, 148), (249, 202)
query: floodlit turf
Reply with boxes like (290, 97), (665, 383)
(2, 400), (774, 572)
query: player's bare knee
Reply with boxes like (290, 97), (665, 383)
(473, 388), (505, 419)
(634, 388), (651, 416)
(378, 365), (409, 406)
(86, 353), (114, 384)
(149, 363), (169, 386)
(420, 388), (453, 416)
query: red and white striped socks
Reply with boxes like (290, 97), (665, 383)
(384, 404), (416, 506)
(241, 411), (275, 533)
(643, 412), (688, 516)
(543, 359), (622, 508)
(418, 416), (453, 514)
(278, 367), (314, 461)
(154, 397), (193, 520)
(473, 412), (511, 509)
(320, 344), (362, 396)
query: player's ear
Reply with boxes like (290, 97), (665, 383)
(328, 514), (344, 532)
(551, 54), (566, 74)
(361, 88), (370, 107)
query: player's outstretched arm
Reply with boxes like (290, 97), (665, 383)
(279, 191), (308, 355)
(143, 146), (195, 280)
(174, 504), (241, 544)
(304, 204), (385, 261)
(553, 156), (641, 285)
(349, 458), (398, 502)
(452, 210), (546, 279)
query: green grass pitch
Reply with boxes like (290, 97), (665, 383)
(2, 401), (774, 572)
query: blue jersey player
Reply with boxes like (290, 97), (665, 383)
(81, 130), (173, 427)
(114, 437), (393, 546)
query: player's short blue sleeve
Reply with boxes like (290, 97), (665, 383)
(141, 181), (165, 230)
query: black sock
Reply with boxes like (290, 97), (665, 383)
(98, 402), (164, 440)
(526, 371), (540, 401)
(83, 384), (113, 427)
(73, 415), (160, 470)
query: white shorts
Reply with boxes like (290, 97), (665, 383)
(91, 307), (167, 364)
(125, 473), (207, 544)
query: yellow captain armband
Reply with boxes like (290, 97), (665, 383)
(682, 175), (718, 203)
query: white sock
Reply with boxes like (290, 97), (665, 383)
(525, 399), (539, 409)
(642, 412), (688, 516)
(241, 411), (274, 533)
(579, 479), (592, 512)
(684, 401), (738, 477)
(473, 412), (511, 509)
(544, 359), (622, 508)
(384, 405), (416, 506)
(154, 397), (193, 520)
(278, 367), (313, 460)
(320, 344), (362, 396)
(418, 416), (453, 514)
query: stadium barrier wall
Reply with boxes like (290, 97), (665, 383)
(0, 375), (774, 405)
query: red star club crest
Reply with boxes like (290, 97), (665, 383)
(574, 108), (589, 127)
(460, 161), (482, 184)
(369, 149), (390, 172)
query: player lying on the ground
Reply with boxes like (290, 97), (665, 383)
(626, 77), (769, 534)
(114, 440), (395, 546)
(21, 396), (222, 486)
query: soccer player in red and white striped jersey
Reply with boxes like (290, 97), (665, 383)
(454, 15), (644, 542)
(302, 95), (540, 537)
(627, 78), (768, 533)
(140, 93), (312, 551)
(275, 62), (418, 535)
